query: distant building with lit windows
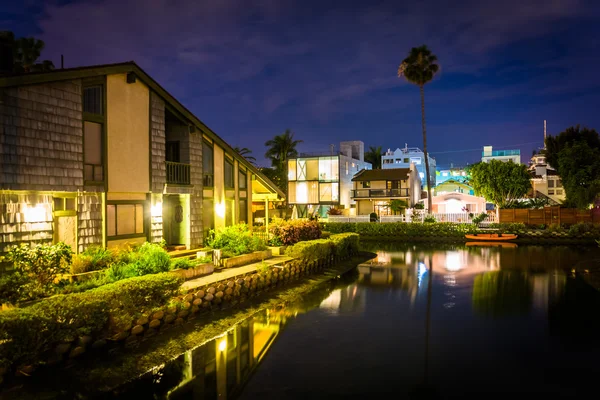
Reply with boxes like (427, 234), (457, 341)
(287, 141), (371, 217)
(481, 145), (521, 164)
(381, 145), (436, 187)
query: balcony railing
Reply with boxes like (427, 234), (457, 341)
(482, 149), (520, 157)
(166, 161), (191, 185)
(351, 188), (409, 198)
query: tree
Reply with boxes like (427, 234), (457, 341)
(545, 126), (600, 209)
(545, 125), (600, 170)
(386, 199), (408, 215)
(233, 146), (256, 164)
(398, 45), (439, 213)
(1, 31), (55, 73)
(468, 160), (531, 210)
(556, 141), (600, 209)
(258, 166), (286, 194)
(264, 129), (302, 172)
(364, 146), (383, 169)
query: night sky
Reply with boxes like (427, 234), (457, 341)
(3, 0), (600, 168)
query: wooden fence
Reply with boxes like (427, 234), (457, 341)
(499, 207), (600, 225)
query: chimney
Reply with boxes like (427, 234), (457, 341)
(0, 31), (15, 75)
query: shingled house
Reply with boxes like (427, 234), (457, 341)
(0, 62), (283, 255)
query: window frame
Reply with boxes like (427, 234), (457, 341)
(224, 156), (235, 189)
(202, 140), (214, 187)
(82, 78), (107, 185)
(238, 167), (247, 189)
(362, 181), (371, 188)
(106, 200), (147, 240)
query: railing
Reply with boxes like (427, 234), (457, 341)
(166, 162), (191, 185)
(326, 215), (370, 223)
(324, 212), (497, 224)
(352, 188), (409, 198)
(482, 149), (520, 157)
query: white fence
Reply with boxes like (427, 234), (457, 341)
(324, 212), (496, 224)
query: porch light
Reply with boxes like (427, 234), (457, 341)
(151, 202), (162, 217)
(24, 204), (46, 223)
(218, 336), (227, 352)
(215, 202), (225, 218)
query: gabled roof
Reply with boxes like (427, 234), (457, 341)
(0, 62), (284, 199)
(352, 168), (411, 181)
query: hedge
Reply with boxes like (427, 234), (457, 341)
(321, 222), (480, 237)
(0, 273), (182, 371)
(284, 233), (360, 263)
(269, 219), (322, 245)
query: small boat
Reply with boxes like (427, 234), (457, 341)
(464, 233), (517, 241)
(466, 241), (518, 248)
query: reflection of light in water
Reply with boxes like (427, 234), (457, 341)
(445, 251), (464, 272)
(375, 251), (391, 264)
(417, 262), (427, 287)
(320, 289), (342, 310)
(444, 275), (456, 287)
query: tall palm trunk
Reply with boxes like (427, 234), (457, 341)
(420, 84), (433, 213)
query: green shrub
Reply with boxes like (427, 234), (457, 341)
(0, 271), (29, 305)
(568, 222), (596, 236)
(321, 222), (480, 237)
(329, 233), (360, 257)
(2, 242), (73, 302)
(70, 246), (114, 274)
(171, 258), (195, 270)
(321, 231), (332, 239)
(209, 224), (267, 255)
(0, 273), (183, 372)
(423, 215), (437, 223)
(130, 242), (172, 275)
(471, 212), (488, 225)
(268, 235), (284, 246)
(196, 255), (213, 264)
(285, 239), (334, 264)
(269, 220), (322, 245)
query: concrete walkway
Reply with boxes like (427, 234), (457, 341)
(181, 255), (294, 291)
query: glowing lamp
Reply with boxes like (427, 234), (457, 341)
(215, 202), (225, 218)
(218, 337), (227, 352)
(24, 204), (46, 223)
(151, 202), (162, 217)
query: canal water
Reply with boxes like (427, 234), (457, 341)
(4, 242), (600, 399)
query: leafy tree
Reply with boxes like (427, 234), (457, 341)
(545, 126), (600, 209)
(258, 166), (286, 194)
(398, 45), (439, 213)
(1, 31), (55, 73)
(233, 146), (256, 164)
(545, 125), (600, 169)
(468, 160), (531, 210)
(386, 199), (408, 215)
(556, 141), (600, 209)
(264, 129), (302, 172)
(364, 146), (383, 169)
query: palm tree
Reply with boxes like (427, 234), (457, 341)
(364, 146), (383, 169)
(264, 129), (302, 172)
(398, 45), (439, 214)
(233, 146), (256, 164)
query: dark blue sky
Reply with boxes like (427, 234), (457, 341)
(3, 0), (600, 168)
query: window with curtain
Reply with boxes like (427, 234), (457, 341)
(106, 203), (145, 237)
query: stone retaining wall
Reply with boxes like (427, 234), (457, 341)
(28, 251), (356, 374)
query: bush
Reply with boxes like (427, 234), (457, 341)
(321, 222), (480, 237)
(1, 242), (72, 302)
(568, 222), (596, 236)
(0, 273), (183, 372)
(209, 224), (267, 256)
(327, 207), (343, 216)
(71, 246), (114, 274)
(285, 239), (334, 264)
(321, 231), (332, 239)
(471, 212), (488, 225)
(329, 233), (360, 257)
(423, 215), (437, 223)
(130, 242), (171, 275)
(170, 257), (196, 270)
(269, 220), (321, 245)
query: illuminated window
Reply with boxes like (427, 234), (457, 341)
(288, 181), (297, 203)
(362, 181), (371, 188)
(320, 183), (333, 201)
(345, 161), (349, 175)
(306, 159), (319, 180)
(318, 157), (339, 181)
(107, 203), (145, 238)
(288, 159), (297, 181)
(297, 160), (307, 180)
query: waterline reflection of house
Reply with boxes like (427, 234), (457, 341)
(431, 179), (487, 214)
(0, 62), (283, 254)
